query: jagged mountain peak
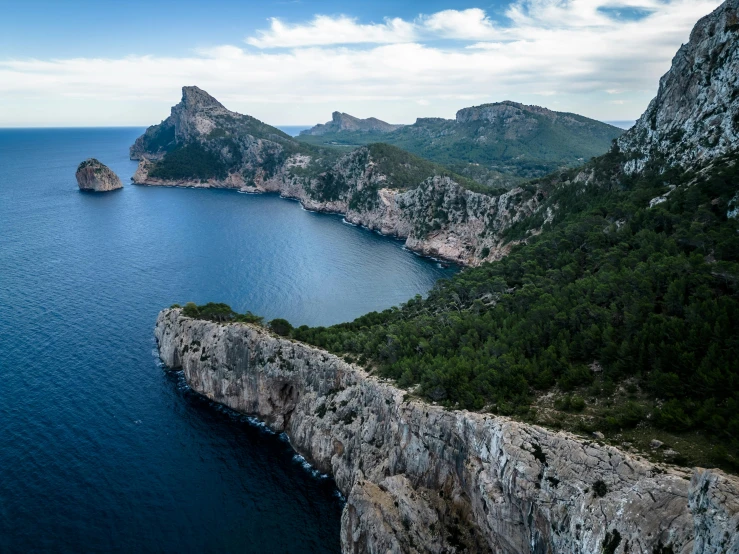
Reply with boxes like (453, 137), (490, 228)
(179, 86), (226, 111)
(617, 0), (739, 172)
(130, 86), (293, 161)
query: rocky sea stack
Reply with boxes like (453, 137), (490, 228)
(75, 159), (123, 192)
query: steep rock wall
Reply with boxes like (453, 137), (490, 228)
(155, 308), (739, 554)
(617, 0), (739, 172)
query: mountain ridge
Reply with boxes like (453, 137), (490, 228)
(130, 89), (542, 265)
(297, 101), (624, 187)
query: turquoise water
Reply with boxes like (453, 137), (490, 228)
(0, 128), (457, 552)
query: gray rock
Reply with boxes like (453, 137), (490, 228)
(617, 0), (739, 172)
(75, 159), (122, 192)
(593, 431), (605, 440)
(651, 439), (664, 449)
(155, 308), (739, 554)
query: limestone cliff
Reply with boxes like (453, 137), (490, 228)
(300, 112), (402, 136)
(617, 0), (739, 173)
(155, 308), (739, 554)
(131, 92), (538, 266)
(75, 159), (122, 192)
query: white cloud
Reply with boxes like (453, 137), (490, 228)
(418, 8), (498, 40)
(0, 0), (724, 126)
(245, 15), (416, 48)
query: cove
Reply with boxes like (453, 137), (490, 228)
(0, 128), (457, 552)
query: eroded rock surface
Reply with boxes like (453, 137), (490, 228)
(75, 159), (122, 192)
(155, 308), (739, 554)
(617, 0), (739, 172)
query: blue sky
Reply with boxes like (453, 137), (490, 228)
(0, 0), (723, 126)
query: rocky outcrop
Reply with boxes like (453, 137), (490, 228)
(155, 308), (739, 554)
(300, 112), (402, 136)
(617, 0), (739, 172)
(75, 159), (122, 192)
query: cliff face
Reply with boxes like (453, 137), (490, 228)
(300, 112), (402, 136)
(617, 0), (739, 173)
(75, 159), (122, 192)
(155, 309), (739, 554)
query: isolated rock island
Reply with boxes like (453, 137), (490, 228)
(75, 159), (122, 192)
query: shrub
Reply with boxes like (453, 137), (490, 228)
(559, 366), (594, 392)
(592, 480), (608, 497)
(655, 400), (693, 431)
(569, 395), (586, 412)
(269, 318), (294, 337)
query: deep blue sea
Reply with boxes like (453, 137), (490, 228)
(0, 128), (457, 552)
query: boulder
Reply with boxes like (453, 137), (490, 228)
(75, 158), (123, 192)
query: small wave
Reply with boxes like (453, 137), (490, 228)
(341, 218), (358, 227)
(292, 453), (330, 480)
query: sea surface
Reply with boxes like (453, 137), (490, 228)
(0, 128), (457, 552)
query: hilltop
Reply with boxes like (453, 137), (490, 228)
(298, 101), (624, 187)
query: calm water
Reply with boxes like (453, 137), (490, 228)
(0, 128), (457, 552)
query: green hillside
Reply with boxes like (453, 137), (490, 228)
(298, 103), (624, 187)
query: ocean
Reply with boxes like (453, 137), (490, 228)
(0, 128), (457, 552)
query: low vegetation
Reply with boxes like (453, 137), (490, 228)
(149, 143), (235, 180)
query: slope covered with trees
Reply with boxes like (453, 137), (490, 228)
(291, 150), (739, 469)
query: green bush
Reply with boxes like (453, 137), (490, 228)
(569, 395), (586, 412)
(269, 318), (294, 337)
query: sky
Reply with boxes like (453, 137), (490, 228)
(0, 0), (724, 127)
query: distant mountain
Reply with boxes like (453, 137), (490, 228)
(129, 86), (299, 165)
(298, 101), (624, 188)
(300, 112), (402, 136)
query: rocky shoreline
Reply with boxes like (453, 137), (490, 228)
(155, 308), (739, 554)
(133, 155), (539, 267)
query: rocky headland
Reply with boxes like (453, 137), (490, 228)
(130, 89), (540, 266)
(75, 159), (122, 192)
(150, 2), (739, 552)
(156, 308), (739, 554)
(300, 112), (402, 136)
